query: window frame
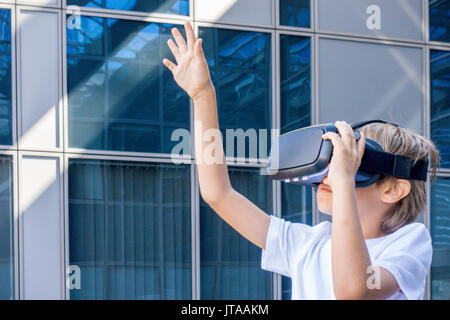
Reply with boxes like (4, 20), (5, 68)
(0, 4), (17, 151)
(64, 153), (194, 299)
(427, 0), (450, 48)
(276, 0), (313, 32)
(62, 0), (193, 20)
(314, 0), (427, 45)
(0, 150), (18, 300)
(62, 10), (193, 159)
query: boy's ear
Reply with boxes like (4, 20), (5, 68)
(380, 178), (411, 204)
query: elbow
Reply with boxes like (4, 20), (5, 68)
(200, 186), (232, 208)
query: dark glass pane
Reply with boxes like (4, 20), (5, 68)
(280, 0), (310, 28)
(199, 27), (272, 160)
(0, 9), (12, 146)
(67, 16), (190, 154)
(430, 177), (450, 300)
(67, 0), (189, 16)
(200, 166), (273, 299)
(68, 159), (191, 300)
(280, 35), (311, 134)
(429, 0), (450, 43)
(0, 156), (14, 299)
(430, 50), (450, 168)
(280, 183), (312, 300)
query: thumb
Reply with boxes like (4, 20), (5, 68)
(194, 38), (204, 58)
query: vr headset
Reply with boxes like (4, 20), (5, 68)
(266, 120), (428, 188)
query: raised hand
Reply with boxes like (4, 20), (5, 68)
(163, 21), (214, 101)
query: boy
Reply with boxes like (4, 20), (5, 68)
(163, 22), (439, 300)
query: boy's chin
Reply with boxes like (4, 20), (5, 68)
(317, 195), (332, 215)
(318, 206), (332, 215)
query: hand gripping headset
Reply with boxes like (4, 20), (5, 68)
(266, 120), (429, 188)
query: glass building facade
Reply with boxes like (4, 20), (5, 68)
(0, 0), (448, 300)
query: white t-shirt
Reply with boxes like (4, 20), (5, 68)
(261, 216), (433, 300)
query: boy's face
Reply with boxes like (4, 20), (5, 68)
(317, 176), (383, 215)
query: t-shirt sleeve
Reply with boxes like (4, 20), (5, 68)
(371, 223), (433, 300)
(261, 216), (329, 278)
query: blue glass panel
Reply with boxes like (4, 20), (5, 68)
(280, 0), (310, 28)
(280, 35), (311, 134)
(199, 27), (272, 160)
(68, 159), (191, 300)
(430, 177), (450, 300)
(0, 156), (14, 299)
(280, 183), (312, 300)
(0, 9), (12, 146)
(200, 166), (273, 299)
(430, 50), (450, 168)
(67, 16), (190, 154)
(429, 0), (450, 43)
(67, 0), (189, 16)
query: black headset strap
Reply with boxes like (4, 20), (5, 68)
(360, 149), (428, 181)
(351, 120), (428, 181)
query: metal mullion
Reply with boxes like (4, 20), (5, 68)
(273, 29), (281, 301)
(62, 5), (189, 26)
(192, 17), (199, 302)
(62, 0), (191, 23)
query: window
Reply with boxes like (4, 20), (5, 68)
(0, 9), (12, 146)
(200, 166), (273, 299)
(67, 0), (189, 16)
(279, 0), (310, 28)
(430, 177), (450, 300)
(198, 27), (272, 160)
(67, 16), (190, 154)
(317, 0), (423, 40)
(318, 39), (424, 134)
(429, 0), (450, 43)
(280, 34), (311, 134)
(0, 155), (14, 300)
(68, 159), (191, 300)
(280, 183), (312, 300)
(430, 50), (450, 168)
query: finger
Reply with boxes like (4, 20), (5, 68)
(172, 27), (187, 54)
(167, 39), (181, 63)
(323, 132), (345, 151)
(335, 121), (356, 151)
(194, 38), (204, 58)
(184, 21), (196, 51)
(163, 58), (177, 73)
(356, 132), (366, 164)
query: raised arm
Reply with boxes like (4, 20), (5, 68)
(163, 22), (270, 249)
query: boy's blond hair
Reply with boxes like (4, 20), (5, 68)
(360, 123), (440, 234)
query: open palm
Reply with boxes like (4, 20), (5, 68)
(163, 22), (213, 100)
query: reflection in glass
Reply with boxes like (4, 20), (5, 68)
(0, 156), (14, 299)
(200, 167), (273, 299)
(67, 0), (189, 16)
(280, 183), (312, 300)
(279, 0), (310, 28)
(430, 177), (450, 300)
(0, 9), (12, 146)
(280, 35), (311, 134)
(67, 16), (189, 154)
(68, 159), (191, 300)
(430, 50), (450, 168)
(429, 0), (450, 43)
(199, 27), (272, 160)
